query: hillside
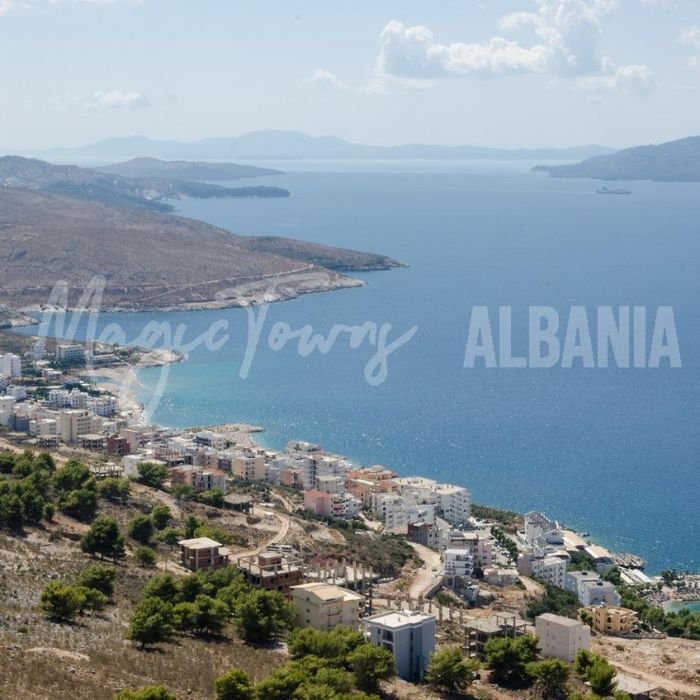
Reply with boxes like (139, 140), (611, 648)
(96, 157), (281, 181)
(532, 135), (700, 182)
(0, 156), (288, 213)
(36, 131), (615, 162)
(0, 188), (400, 312)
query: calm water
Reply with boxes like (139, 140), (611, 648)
(25, 162), (700, 573)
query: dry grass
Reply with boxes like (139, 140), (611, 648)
(0, 517), (284, 700)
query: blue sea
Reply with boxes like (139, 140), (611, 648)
(25, 160), (700, 574)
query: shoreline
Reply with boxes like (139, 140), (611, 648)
(10, 328), (694, 578)
(89, 348), (183, 426)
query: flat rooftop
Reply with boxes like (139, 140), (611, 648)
(365, 610), (435, 628)
(291, 582), (363, 602)
(537, 613), (583, 627)
(178, 537), (222, 549)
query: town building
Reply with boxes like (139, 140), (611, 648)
(171, 465), (228, 493)
(535, 613), (591, 662)
(484, 568), (519, 587)
(0, 353), (22, 378)
(583, 604), (638, 635)
(564, 571), (621, 607)
(179, 537), (230, 571)
(391, 477), (470, 526)
(232, 450), (266, 481)
(238, 550), (304, 595)
(57, 409), (93, 444)
(364, 610), (436, 681)
(407, 521), (438, 548)
(55, 344), (86, 364)
(106, 434), (130, 456)
(290, 582), (364, 630)
(443, 548), (473, 580)
(464, 613), (530, 657)
(78, 433), (106, 451)
(518, 552), (567, 588)
(525, 511), (563, 546)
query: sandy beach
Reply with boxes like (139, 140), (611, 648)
(89, 348), (182, 426)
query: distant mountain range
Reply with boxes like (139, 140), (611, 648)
(27, 130), (615, 162)
(533, 135), (700, 182)
(0, 156), (289, 213)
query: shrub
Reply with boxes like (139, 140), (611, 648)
(40, 581), (85, 621)
(485, 635), (539, 688)
(136, 462), (169, 489)
(135, 546), (157, 568)
(76, 563), (117, 596)
(425, 646), (479, 693)
(128, 514), (155, 544)
(348, 643), (395, 691)
(127, 597), (174, 650)
(214, 668), (255, 700)
(81, 516), (126, 562)
(234, 589), (294, 643)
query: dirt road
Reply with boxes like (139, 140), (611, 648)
(407, 542), (443, 599)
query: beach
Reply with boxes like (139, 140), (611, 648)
(90, 348), (183, 425)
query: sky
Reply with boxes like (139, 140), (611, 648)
(1, 0), (699, 150)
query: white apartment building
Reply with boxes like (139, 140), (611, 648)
(194, 430), (228, 451)
(525, 511), (563, 547)
(443, 548), (473, 578)
(374, 493), (436, 534)
(518, 552), (568, 588)
(0, 353), (22, 378)
(536, 613), (591, 662)
(432, 484), (471, 525)
(564, 571), (621, 607)
(56, 344), (85, 364)
(87, 396), (118, 417)
(441, 530), (494, 568)
(391, 476), (470, 526)
(364, 610), (436, 681)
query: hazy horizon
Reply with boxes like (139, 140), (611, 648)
(1, 1), (699, 151)
(14, 129), (622, 154)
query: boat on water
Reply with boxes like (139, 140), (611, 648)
(597, 186), (632, 195)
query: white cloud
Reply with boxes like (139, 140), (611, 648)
(85, 89), (150, 111)
(0, 0), (28, 15)
(579, 57), (655, 95)
(370, 1), (653, 96)
(680, 25), (700, 47)
(689, 56), (700, 71)
(304, 69), (350, 92)
(376, 20), (550, 79)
